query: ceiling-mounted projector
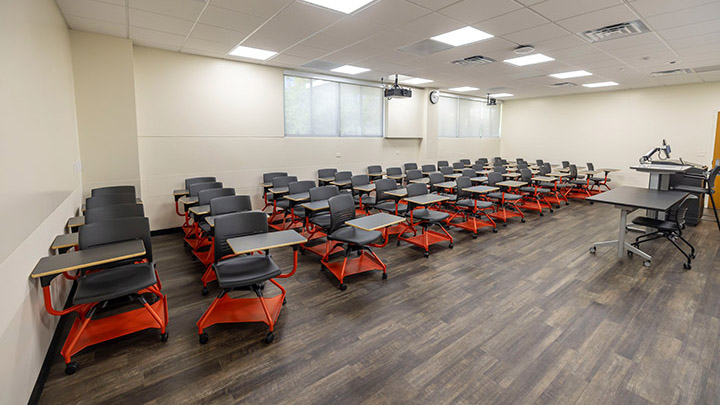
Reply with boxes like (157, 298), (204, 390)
(383, 75), (412, 99)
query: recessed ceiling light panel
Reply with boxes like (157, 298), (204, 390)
(549, 70), (592, 79)
(431, 26), (494, 47)
(504, 53), (554, 66)
(331, 65), (370, 75)
(228, 45), (277, 60)
(402, 78), (433, 85)
(582, 81), (619, 88)
(303, 0), (375, 14)
(448, 86), (479, 92)
(489, 93), (513, 97)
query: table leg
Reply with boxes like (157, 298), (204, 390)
(591, 207), (652, 262)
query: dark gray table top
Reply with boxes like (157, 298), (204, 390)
(587, 186), (689, 211)
(444, 173), (462, 179)
(630, 164), (692, 174)
(173, 189), (189, 196)
(68, 216), (85, 228)
(31, 239), (146, 278)
(284, 192), (310, 202)
(301, 200), (330, 211)
(227, 230), (307, 255)
(51, 233), (79, 249)
(385, 188), (407, 197)
(179, 196), (199, 205)
(405, 194), (449, 205)
(345, 213), (405, 231)
(471, 176), (488, 183)
(189, 204), (210, 215)
(463, 185), (499, 194)
(353, 184), (375, 192)
(435, 181), (456, 189)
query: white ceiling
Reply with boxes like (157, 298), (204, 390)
(56, 0), (720, 99)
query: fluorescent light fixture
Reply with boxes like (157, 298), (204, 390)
(582, 81), (619, 88)
(228, 45), (277, 60)
(448, 86), (479, 92)
(431, 26), (494, 47)
(504, 53), (554, 66)
(549, 70), (592, 79)
(489, 93), (513, 97)
(331, 65), (370, 75)
(303, 0), (375, 14)
(402, 77), (433, 85)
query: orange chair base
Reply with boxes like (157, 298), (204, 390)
(566, 190), (591, 200)
(322, 251), (386, 284)
(448, 217), (495, 234)
(61, 295), (168, 363)
(517, 199), (552, 213)
(399, 229), (452, 252)
(196, 289), (284, 334)
(488, 208), (524, 223)
(304, 240), (342, 258)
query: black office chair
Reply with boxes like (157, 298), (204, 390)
(199, 187), (235, 206)
(270, 175), (298, 223)
(459, 159), (471, 166)
(371, 179), (407, 216)
(437, 160), (449, 168)
(440, 166), (454, 175)
(421, 164), (436, 174)
(403, 163), (418, 173)
(61, 217), (168, 374)
(307, 185), (340, 233)
(461, 168), (475, 178)
(367, 165), (383, 181)
(91, 185), (136, 196)
(398, 183), (453, 257)
(284, 180), (316, 229)
(536, 159), (544, 167)
(175, 177), (216, 218)
(189, 181), (223, 198)
(406, 169), (423, 185)
(471, 163), (484, 172)
(320, 194), (385, 290)
(428, 172), (446, 193)
(452, 162), (464, 171)
(631, 195), (698, 269)
(85, 203), (145, 223)
(197, 211), (286, 345)
(317, 168), (338, 186)
(85, 193), (137, 210)
(487, 172), (525, 225)
(493, 165), (507, 174)
(672, 165), (720, 232)
(262, 172), (288, 210)
(186, 187), (235, 249)
(476, 158), (488, 166)
(386, 167), (403, 185)
(351, 174), (375, 213)
(518, 168), (552, 215)
(334, 171), (353, 191)
(446, 176), (496, 237)
(585, 162), (612, 192)
(562, 161), (570, 169)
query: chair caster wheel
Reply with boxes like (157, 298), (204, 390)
(283, 298), (287, 305)
(201, 287), (209, 296)
(492, 228), (498, 233)
(589, 201), (594, 205)
(382, 272), (388, 280)
(550, 209), (554, 213)
(300, 247), (305, 255)
(339, 283), (347, 291)
(472, 233), (478, 239)
(65, 362), (79, 375)
(589, 247), (596, 254)
(396, 240), (401, 246)
(691, 254), (696, 259)
(199, 332), (209, 344)
(565, 202), (570, 206)
(521, 218), (526, 223)
(683, 263), (692, 270)
(502, 223), (507, 227)
(159, 332), (169, 342)
(627, 251), (633, 258)
(643, 260), (651, 267)
(263, 332), (275, 344)
(423, 252), (429, 258)
(448, 243), (454, 249)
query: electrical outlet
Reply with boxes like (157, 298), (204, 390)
(336, 152), (341, 158)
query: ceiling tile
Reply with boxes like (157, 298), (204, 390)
(396, 12), (465, 37)
(629, 0), (718, 18)
(210, 0), (293, 18)
(132, 39), (181, 52)
(128, 0), (204, 21)
(95, 0), (125, 5)
(284, 44), (331, 59)
(57, 0), (126, 24)
(406, 0), (463, 11)
(355, 0), (430, 27)
(199, 5), (267, 33)
(531, 35), (586, 52)
(474, 9), (548, 37)
(182, 37), (234, 54)
(645, 2), (720, 30)
(658, 18), (720, 40)
(439, 0), (522, 25)
(530, 0), (622, 21)
(129, 9), (194, 36)
(182, 48), (225, 59)
(130, 26), (187, 47)
(265, 53), (310, 67)
(502, 23), (570, 45)
(190, 24), (247, 45)
(65, 15), (127, 37)
(555, 5), (636, 33)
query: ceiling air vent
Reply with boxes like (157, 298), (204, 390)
(650, 68), (693, 77)
(549, 82), (577, 88)
(579, 20), (650, 43)
(451, 55), (496, 67)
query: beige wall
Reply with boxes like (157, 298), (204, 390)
(71, 31), (141, 195)
(500, 83), (720, 187)
(0, 0), (81, 402)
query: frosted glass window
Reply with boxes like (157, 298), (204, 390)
(438, 96), (458, 138)
(438, 95), (501, 138)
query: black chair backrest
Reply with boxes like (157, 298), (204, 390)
(367, 165), (382, 175)
(91, 185), (136, 197)
(500, 159), (508, 165)
(669, 195), (699, 230)
(328, 194), (356, 233)
(421, 164), (436, 173)
(272, 176), (297, 188)
(542, 163), (551, 172)
(213, 211), (268, 262)
(406, 182), (428, 198)
(707, 165), (720, 190)
(387, 167), (402, 177)
(335, 171), (352, 182)
(562, 161), (570, 168)
(318, 168), (337, 179)
(452, 162), (464, 170)
(403, 163), (417, 172)
(79, 216), (152, 262)
(406, 169), (422, 181)
(456, 176), (472, 199)
(569, 164), (578, 179)
(476, 158), (488, 166)
(85, 203), (145, 224)
(85, 193), (136, 210)
(536, 159), (544, 166)
(586, 162), (595, 171)
(471, 163), (484, 171)
(437, 160), (449, 167)
(518, 162), (529, 169)
(310, 185), (340, 202)
(493, 157), (502, 165)
(487, 172), (503, 186)
(520, 168), (532, 182)
(262, 172), (287, 184)
(351, 174), (370, 187)
(189, 181), (222, 197)
(289, 180), (316, 195)
(374, 179), (398, 203)
(186, 177), (216, 189)
(493, 165), (507, 174)
(198, 187), (235, 205)
(539, 166), (550, 176)
(460, 159), (471, 165)
(462, 168), (475, 178)
(440, 166), (453, 175)
(429, 172), (444, 186)
(210, 195), (252, 215)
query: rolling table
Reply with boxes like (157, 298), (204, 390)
(398, 194), (452, 254)
(488, 181), (528, 224)
(587, 186), (688, 266)
(631, 163), (691, 221)
(447, 185), (499, 236)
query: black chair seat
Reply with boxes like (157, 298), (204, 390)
(591, 177), (611, 182)
(328, 227), (382, 245)
(74, 262), (157, 305)
(354, 195), (376, 205)
(631, 216), (677, 232)
(539, 182), (557, 188)
(375, 201), (407, 214)
(214, 255), (281, 289)
(570, 179), (587, 185)
(557, 183), (573, 188)
(456, 199), (493, 209)
(672, 185), (706, 194)
(520, 186), (551, 193)
(310, 213), (331, 228)
(488, 192), (522, 200)
(412, 208), (449, 222)
(199, 222), (211, 233)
